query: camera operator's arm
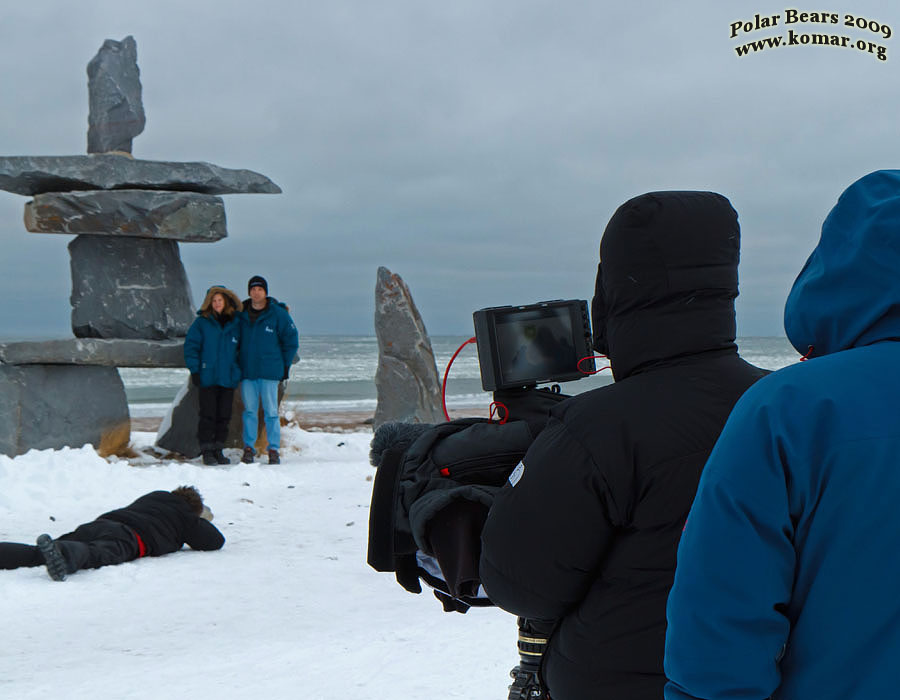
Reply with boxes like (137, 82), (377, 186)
(480, 416), (621, 621)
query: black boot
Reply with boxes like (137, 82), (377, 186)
(202, 450), (217, 466)
(267, 449), (281, 465)
(36, 534), (68, 582)
(214, 449), (230, 465)
(241, 447), (255, 464)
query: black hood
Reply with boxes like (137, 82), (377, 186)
(593, 191), (740, 379)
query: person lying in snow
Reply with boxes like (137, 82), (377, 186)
(0, 486), (225, 581)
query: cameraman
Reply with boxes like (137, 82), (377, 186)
(480, 191), (768, 700)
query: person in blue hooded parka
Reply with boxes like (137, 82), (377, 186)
(664, 170), (900, 700)
(183, 285), (243, 465)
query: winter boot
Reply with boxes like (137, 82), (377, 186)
(36, 534), (68, 582)
(202, 450), (217, 466)
(241, 447), (255, 464)
(214, 449), (231, 465)
(268, 449), (281, 465)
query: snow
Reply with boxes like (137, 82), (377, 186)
(0, 427), (515, 699)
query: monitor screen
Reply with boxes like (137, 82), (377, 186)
(473, 300), (593, 391)
(494, 307), (578, 385)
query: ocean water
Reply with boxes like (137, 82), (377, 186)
(123, 335), (801, 417)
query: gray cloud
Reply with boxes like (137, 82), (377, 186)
(1, 0), (897, 340)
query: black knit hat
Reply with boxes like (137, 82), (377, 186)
(248, 275), (268, 294)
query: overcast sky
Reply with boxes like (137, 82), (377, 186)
(1, 1), (897, 338)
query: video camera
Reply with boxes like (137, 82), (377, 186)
(473, 299), (595, 392)
(472, 300), (594, 699)
(369, 299), (596, 700)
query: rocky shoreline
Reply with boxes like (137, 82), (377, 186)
(131, 405), (492, 435)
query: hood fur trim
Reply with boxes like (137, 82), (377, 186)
(199, 286), (243, 318)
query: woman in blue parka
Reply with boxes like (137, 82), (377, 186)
(183, 285), (243, 465)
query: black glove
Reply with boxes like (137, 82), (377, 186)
(191, 374), (202, 387)
(282, 368), (290, 382)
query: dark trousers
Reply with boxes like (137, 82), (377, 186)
(197, 385), (234, 450)
(0, 542), (43, 568)
(0, 519), (140, 574)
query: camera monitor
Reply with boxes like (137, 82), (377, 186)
(473, 299), (594, 391)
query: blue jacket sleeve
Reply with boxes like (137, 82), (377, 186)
(278, 310), (299, 372)
(664, 384), (795, 700)
(183, 319), (203, 376)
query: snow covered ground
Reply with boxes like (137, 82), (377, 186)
(0, 427), (515, 699)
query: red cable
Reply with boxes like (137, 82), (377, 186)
(489, 401), (509, 424)
(799, 345), (814, 361)
(442, 336), (477, 421)
(577, 354), (611, 375)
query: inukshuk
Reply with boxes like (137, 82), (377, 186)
(0, 36), (280, 457)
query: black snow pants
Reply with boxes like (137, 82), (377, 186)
(197, 385), (235, 450)
(0, 519), (140, 574)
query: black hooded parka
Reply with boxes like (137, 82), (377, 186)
(98, 490), (225, 556)
(479, 191), (768, 700)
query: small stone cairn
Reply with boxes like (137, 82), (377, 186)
(0, 36), (280, 457)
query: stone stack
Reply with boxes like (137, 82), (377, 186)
(0, 36), (280, 457)
(6, 155), (279, 340)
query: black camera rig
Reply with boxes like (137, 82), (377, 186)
(369, 299), (598, 699)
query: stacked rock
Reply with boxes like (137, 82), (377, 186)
(0, 36), (280, 457)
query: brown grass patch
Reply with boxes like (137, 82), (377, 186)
(97, 421), (138, 459)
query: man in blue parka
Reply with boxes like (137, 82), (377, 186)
(664, 170), (900, 699)
(238, 275), (299, 465)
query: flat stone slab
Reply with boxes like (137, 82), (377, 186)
(0, 364), (129, 457)
(70, 235), (195, 339)
(25, 190), (226, 241)
(0, 338), (185, 367)
(0, 155), (281, 196)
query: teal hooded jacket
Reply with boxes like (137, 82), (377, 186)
(183, 286), (243, 388)
(664, 170), (900, 699)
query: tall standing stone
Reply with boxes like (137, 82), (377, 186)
(373, 266), (444, 430)
(87, 36), (146, 154)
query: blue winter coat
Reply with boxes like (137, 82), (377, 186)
(183, 313), (242, 389)
(238, 296), (299, 381)
(664, 170), (900, 700)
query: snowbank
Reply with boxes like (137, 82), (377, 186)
(0, 426), (514, 699)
